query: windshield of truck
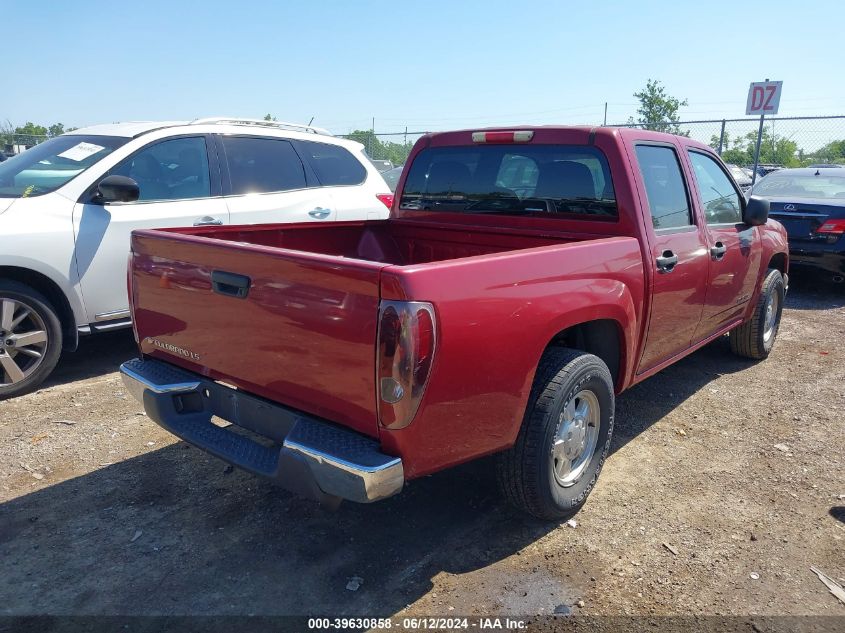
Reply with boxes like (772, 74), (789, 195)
(750, 170), (845, 199)
(399, 144), (617, 218)
(0, 135), (129, 198)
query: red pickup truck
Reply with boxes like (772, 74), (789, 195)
(120, 126), (788, 519)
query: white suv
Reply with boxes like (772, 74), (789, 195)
(0, 117), (392, 398)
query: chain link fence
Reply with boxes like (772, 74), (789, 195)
(342, 115), (845, 172)
(6, 117), (845, 171)
(1, 133), (50, 155)
(612, 115), (845, 170)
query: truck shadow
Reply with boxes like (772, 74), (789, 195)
(0, 332), (759, 618)
(0, 447), (557, 617)
(611, 281), (828, 456)
(782, 270), (845, 310)
(610, 333), (748, 457)
(1, 285), (822, 617)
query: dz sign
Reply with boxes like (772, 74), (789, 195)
(746, 81), (783, 116)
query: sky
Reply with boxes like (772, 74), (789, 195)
(4, 0), (844, 135)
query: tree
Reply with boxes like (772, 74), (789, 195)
(709, 130), (733, 153)
(13, 122), (48, 146)
(629, 79), (688, 135)
(0, 119), (14, 149)
(263, 113), (276, 121)
(718, 126), (800, 167)
(345, 129), (412, 166)
(0, 121), (77, 149)
(811, 139), (845, 165)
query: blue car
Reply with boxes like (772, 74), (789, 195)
(752, 168), (845, 283)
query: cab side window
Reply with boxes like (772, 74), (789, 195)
(110, 137), (210, 202)
(635, 145), (692, 230)
(688, 151), (743, 224)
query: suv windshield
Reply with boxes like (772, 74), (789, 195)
(751, 171), (845, 200)
(400, 144), (616, 218)
(0, 135), (129, 198)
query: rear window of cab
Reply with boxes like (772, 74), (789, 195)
(399, 144), (617, 219)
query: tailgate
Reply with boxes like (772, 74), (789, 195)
(129, 230), (389, 438)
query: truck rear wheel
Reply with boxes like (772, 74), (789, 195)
(0, 280), (63, 400)
(729, 268), (785, 360)
(496, 348), (614, 521)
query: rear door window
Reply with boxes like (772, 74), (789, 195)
(296, 140), (366, 186)
(400, 145), (616, 218)
(635, 145), (693, 230)
(221, 136), (306, 195)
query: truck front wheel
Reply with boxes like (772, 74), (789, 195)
(0, 280), (63, 400)
(729, 268), (785, 360)
(496, 348), (614, 521)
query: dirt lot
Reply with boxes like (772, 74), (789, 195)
(1, 273), (844, 621)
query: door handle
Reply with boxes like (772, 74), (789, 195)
(193, 216), (223, 226)
(710, 241), (727, 260)
(656, 250), (679, 273)
(308, 207), (332, 219)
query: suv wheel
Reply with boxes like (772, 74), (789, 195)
(0, 281), (63, 399)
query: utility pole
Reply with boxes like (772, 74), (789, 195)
(603, 102), (607, 126)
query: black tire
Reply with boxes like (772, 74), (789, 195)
(0, 280), (63, 400)
(496, 348), (614, 521)
(729, 268), (785, 360)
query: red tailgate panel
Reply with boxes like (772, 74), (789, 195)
(130, 231), (385, 438)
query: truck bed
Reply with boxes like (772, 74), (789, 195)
(130, 219), (638, 447)
(169, 219), (587, 265)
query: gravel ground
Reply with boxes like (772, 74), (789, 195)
(1, 273), (843, 621)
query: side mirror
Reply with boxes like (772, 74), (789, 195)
(743, 196), (769, 226)
(96, 175), (139, 203)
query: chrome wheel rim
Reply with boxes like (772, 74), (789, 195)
(763, 291), (780, 344)
(552, 390), (600, 487)
(0, 298), (49, 387)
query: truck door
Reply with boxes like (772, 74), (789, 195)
(684, 149), (762, 340)
(632, 143), (710, 372)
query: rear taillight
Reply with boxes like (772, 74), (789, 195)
(376, 193), (394, 210)
(817, 219), (845, 235)
(471, 130), (534, 143)
(377, 300), (436, 429)
(816, 218), (845, 243)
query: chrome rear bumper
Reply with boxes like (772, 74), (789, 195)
(120, 358), (404, 505)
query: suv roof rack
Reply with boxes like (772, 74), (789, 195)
(189, 117), (331, 136)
